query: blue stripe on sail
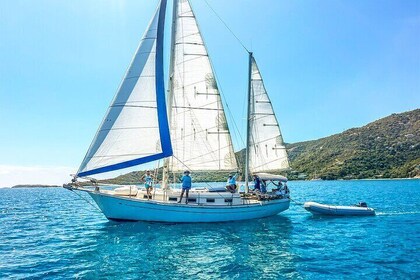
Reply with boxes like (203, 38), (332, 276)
(155, 0), (173, 158)
(76, 16), (157, 175)
(77, 0), (171, 178)
(77, 152), (168, 177)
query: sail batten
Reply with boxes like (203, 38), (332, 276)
(248, 56), (290, 174)
(77, 0), (171, 178)
(167, 0), (238, 172)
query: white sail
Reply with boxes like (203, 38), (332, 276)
(77, 1), (171, 177)
(249, 56), (290, 173)
(167, 0), (238, 171)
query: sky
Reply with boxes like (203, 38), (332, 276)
(0, 0), (419, 187)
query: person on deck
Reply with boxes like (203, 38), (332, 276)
(253, 174), (261, 192)
(178, 170), (192, 204)
(283, 183), (290, 197)
(141, 170), (155, 198)
(261, 180), (267, 193)
(226, 173), (238, 193)
(272, 181), (284, 196)
(272, 181), (283, 192)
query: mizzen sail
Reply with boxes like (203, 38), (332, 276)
(167, 0), (238, 171)
(249, 56), (290, 173)
(77, 0), (171, 177)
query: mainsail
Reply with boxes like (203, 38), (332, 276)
(77, 0), (171, 177)
(167, 0), (238, 171)
(248, 56), (290, 173)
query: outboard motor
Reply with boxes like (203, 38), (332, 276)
(358, 201), (368, 207)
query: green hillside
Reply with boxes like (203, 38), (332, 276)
(100, 109), (419, 184)
(101, 170), (233, 185)
(287, 109), (420, 180)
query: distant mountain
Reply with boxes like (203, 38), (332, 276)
(12, 185), (60, 188)
(286, 109), (420, 180)
(99, 109), (419, 184)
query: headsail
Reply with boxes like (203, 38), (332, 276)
(248, 56), (290, 173)
(167, 0), (238, 171)
(77, 0), (171, 177)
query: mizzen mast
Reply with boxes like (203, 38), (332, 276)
(245, 52), (253, 193)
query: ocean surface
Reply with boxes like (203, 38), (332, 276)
(1, 180), (419, 279)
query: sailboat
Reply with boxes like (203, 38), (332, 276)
(64, 0), (291, 223)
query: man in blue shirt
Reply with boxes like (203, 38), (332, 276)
(226, 173), (238, 193)
(253, 174), (261, 192)
(178, 170), (192, 204)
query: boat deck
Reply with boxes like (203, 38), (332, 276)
(97, 187), (288, 207)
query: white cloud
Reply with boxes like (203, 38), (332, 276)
(0, 165), (76, 188)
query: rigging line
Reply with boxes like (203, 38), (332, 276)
(252, 156), (288, 170)
(251, 135), (281, 145)
(211, 58), (246, 148)
(172, 143), (234, 164)
(68, 188), (102, 212)
(153, 159), (161, 199)
(172, 99), (220, 111)
(173, 106), (223, 111)
(202, 0), (250, 53)
(191, 19), (245, 150)
(111, 105), (157, 109)
(179, 94), (219, 160)
(289, 197), (304, 207)
(172, 124), (219, 138)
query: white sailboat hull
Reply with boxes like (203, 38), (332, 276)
(88, 192), (290, 223)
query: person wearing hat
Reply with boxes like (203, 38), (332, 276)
(178, 170), (192, 204)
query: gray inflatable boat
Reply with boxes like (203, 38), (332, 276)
(304, 201), (376, 216)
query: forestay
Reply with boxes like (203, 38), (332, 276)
(168, 0), (238, 171)
(77, 0), (171, 177)
(249, 57), (290, 173)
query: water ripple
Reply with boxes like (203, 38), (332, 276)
(1, 180), (419, 279)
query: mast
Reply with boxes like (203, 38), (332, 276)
(245, 51), (253, 193)
(162, 0), (178, 189)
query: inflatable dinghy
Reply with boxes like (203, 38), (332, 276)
(304, 201), (375, 216)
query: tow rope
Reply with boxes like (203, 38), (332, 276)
(289, 197), (305, 207)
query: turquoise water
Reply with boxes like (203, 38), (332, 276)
(1, 180), (419, 279)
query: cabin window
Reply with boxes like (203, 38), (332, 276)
(188, 198), (197, 203)
(225, 198), (233, 203)
(168, 197), (178, 202)
(206, 198), (215, 203)
(143, 195), (151, 199)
